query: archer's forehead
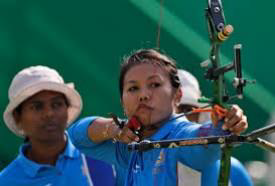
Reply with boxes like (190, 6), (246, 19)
(124, 63), (169, 83)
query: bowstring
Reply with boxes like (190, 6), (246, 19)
(156, 0), (164, 49)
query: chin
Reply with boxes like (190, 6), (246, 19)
(141, 117), (163, 126)
(134, 113), (154, 124)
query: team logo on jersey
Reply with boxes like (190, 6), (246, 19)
(153, 150), (166, 175)
(156, 150), (165, 164)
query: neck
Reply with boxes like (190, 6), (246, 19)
(140, 115), (171, 139)
(26, 135), (67, 165)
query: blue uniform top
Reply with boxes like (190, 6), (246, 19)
(68, 115), (230, 186)
(110, 149), (253, 186)
(85, 156), (116, 186)
(228, 158), (253, 186)
(0, 135), (93, 186)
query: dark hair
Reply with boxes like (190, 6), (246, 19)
(14, 104), (23, 115)
(119, 49), (180, 98)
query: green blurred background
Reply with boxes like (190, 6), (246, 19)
(0, 0), (274, 185)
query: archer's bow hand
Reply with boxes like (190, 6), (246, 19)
(223, 105), (248, 135)
(211, 105), (248, 135)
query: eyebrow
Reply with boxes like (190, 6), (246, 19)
(51, 95), (66, 101)
(147, 75), (162, 81)
(28, 100), (42, 105)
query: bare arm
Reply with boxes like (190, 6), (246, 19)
(87, 117), (139, 143)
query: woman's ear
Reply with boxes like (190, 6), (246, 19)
(174, 88), (182, 105)
(13, 111), (23, 129)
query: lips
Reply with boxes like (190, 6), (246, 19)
(42, 122), (59, 131)
(45, 124), (57, 131)
(137, 104), (153, 111)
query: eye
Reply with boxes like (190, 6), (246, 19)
(30, 102), (43, 112)
(52, 100), (66, 109)
(127, 86), (139, 92)
(150, 82), (161, 88)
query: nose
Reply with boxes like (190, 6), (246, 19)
(139, 88), (151, 102)
(43, 105), (54, 119)
(139, 95), (149, 102)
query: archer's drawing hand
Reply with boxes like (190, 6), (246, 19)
(112, 126), (140, 144)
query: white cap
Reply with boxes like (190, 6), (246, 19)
(3, 65), (83, 137)
(178, 69), (210, 123)
(178, 69), (202, 107)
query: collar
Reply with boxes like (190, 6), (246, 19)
(61, 132), (80, 159)
(149, 113), (188, 141)
(17, 133), (80, 178)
